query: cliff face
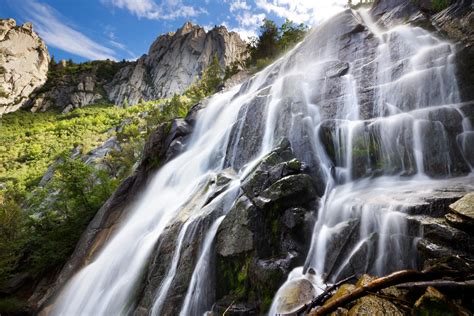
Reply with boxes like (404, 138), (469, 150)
(0, 19), (49, 115)
(22, 22), (247, 113)
(28, 60), (127, 113)
(106, 22), (248, 105)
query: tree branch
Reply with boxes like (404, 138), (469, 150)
(308, 269), (440, 315)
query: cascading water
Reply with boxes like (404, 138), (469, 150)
(51, 7), (472, 316)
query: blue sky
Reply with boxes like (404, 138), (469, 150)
(0, 0), (347, 62)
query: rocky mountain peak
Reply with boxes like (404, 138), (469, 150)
(177, 21), (197, 35)
(0, 19), (247, 114)
(106, 22), (248, 105)
(0, 18), (49, 114)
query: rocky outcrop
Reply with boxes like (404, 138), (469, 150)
(0, 18), (49, 114)
(106, 22), (248, 105)
(213, 140), (319, 313)
(27, 60), (127, 113)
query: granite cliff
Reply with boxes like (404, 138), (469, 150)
(106, 22), (248, 106)
(0, 19), (49, 115)
(1, 21), (247, 114)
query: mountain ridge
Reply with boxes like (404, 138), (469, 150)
(0, 20), (247, 114)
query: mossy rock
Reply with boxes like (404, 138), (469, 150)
(348, 295), (403, 316)
(355, 274), (376, 287)
(330, 307), (349, 316)
(325, 283), (356, 307)
(413, 286), (456, 316)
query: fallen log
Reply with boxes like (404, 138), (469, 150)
(308, 269), (442, 315)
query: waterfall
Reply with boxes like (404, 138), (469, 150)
(51, 7), (473, 316)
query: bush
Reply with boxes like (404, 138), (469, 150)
(24, 157), (117, 275)
(0, 157), (118, 282)
(431, 0), (450, 12)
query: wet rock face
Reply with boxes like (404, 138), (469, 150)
(106, 23), (247, 106)
(0, 18), (49, 114)
(215, 140), (319, 313)
(372, 0), (474, 104)
(319, 107), (472, 181)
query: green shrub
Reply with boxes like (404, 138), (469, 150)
(431, 0), (450, 12)
(24, 157), (117, 275)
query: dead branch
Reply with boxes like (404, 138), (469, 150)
(304, 275), (356, 314)
(308, 269), (433, 315)
(396, 280), (474, 291)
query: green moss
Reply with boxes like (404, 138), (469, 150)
(286, 158), (302, 171)
(431, 0), (451, 12)
(262, 152), (281, 166)
(271, 218), (280, 237)
(217, 255), (252, 300)
(261, 295), (274, 312)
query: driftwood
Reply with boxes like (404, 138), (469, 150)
(308, 269), (438, 315)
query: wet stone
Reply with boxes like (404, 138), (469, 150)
(274, 279), (316, 314)
(449, 192), (474, 220)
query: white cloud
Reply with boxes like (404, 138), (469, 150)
(237, 11), (265, 27)
(255, 0), (347, 25)
(225, 8), (265, 42)
(20, 0), (116, 60)
(230, 26), (258, 41)
(230, 0), (251, 12)
(101, 0), (208, 20)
